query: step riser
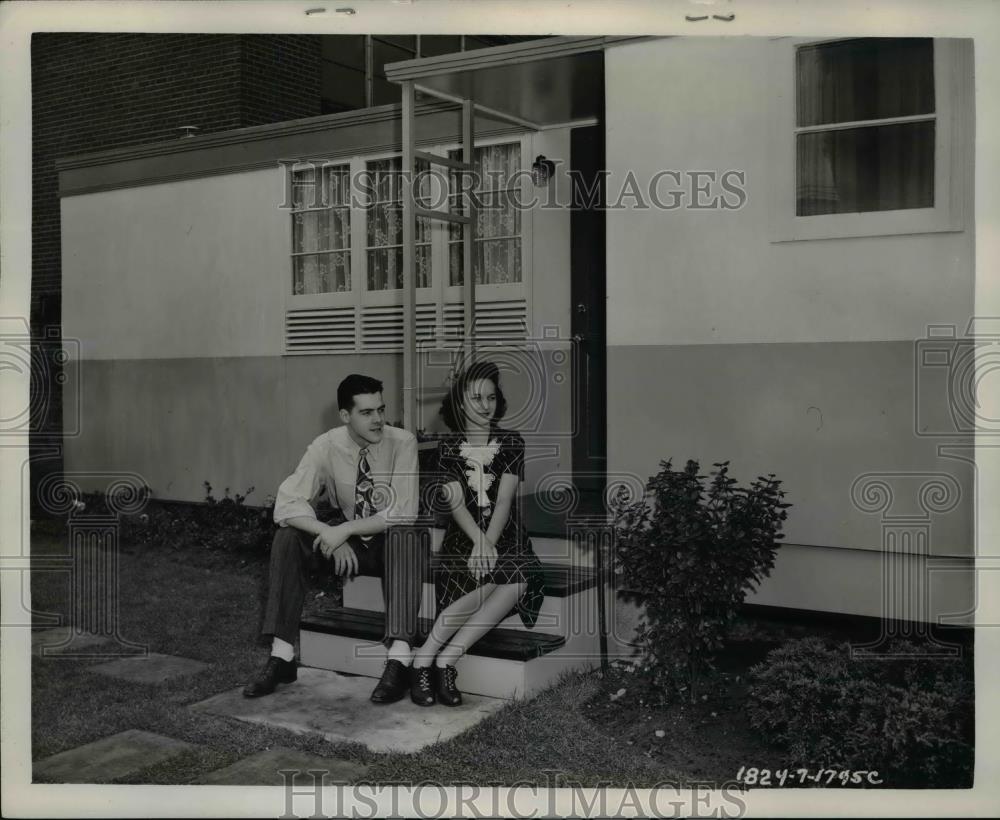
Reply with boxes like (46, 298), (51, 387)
(526, 537), (595, 567)
(300, 631), (597, 699)
(343, 577), (616, 639)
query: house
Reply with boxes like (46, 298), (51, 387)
(59, 35), (975, 663)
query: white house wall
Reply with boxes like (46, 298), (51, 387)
(61, 128), (576, 505)
(605, 37), (975, 621)
(62, 168), (287, 359)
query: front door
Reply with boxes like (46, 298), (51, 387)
(570, 122), (607, 510)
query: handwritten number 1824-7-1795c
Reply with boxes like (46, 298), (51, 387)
(736, 767), (883, 787)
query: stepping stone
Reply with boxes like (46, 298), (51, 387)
(190, 667), (506, 753)
(192, 747), (369, 785)
(34, 729), (197, 783)
(90, 652), (209, 684)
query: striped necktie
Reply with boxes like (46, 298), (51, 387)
(354, 446), (375, 541)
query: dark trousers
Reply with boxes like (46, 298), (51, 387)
(260, 525), (427, 649)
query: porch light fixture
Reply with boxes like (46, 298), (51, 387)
(531, 155), (556, 187)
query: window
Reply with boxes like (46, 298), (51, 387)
(448, 142), (523, 285)
(769, 38), (971, 241)
(291, 164), (351, 294)
(796, 38), (935, 216)
(285, 137), (530, 354)
(363, 157), (432, 290)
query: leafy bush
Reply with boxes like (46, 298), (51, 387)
(613, 459), (790, 701)
(746, 637), (974, 787)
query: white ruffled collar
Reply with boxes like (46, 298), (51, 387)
(458, 433), (502, 511)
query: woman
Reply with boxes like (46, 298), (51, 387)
(410, 360), (545, 706)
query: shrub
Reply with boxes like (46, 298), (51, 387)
(746, 637), (974, 787)
(613, 459), (790, 702)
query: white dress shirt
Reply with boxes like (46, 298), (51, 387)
(273, 424), (419, 529)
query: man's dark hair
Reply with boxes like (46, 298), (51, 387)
(439, 360), (508, 432)
(337, 374), (384, 411)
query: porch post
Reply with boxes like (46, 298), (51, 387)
(402, 80), (418, 433)
(462, 97), (476, 362)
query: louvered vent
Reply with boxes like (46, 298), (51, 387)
(443, 299), (528, 346)
(285, 306), (357, 354)
(361, 304), (438, 352)
(287, 300), (527, 354)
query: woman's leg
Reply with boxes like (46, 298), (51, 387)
(412, 584), (496, 668)
(436, 582), (526, 667)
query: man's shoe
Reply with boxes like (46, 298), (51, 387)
(434, 664), (462, 707)
(409, 665), (436, 707)
(370, 659), (409, 704)
(242, 656), (297, 698)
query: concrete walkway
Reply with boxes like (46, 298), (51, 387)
(191, 666), (507, 753)
(34, 644), (507, 784)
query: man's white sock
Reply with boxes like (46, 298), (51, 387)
(387, 640), (411, 665)
(271, 637), (295, 662)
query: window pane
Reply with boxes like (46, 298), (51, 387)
(367, 245), (430, 290)
(797, 38), (934, 127)
(449, 242), (463, 287)
(367, 202), (401, 248)
(321, 35), (366, 68)
(480, 238), (522, 284)
(323, 166), (351, 207)
(291, 168), (318, 209)
(796, 121), (934, 215)
(293, 252), (351, 295)
(449, 238), (522, 285)
(477, 190), (520, 238)
(321, 61), (365, 110)
(364, 156), (433, 290)
(368, 247), (402, 291)
(293, 211), (320, 253)
(449, 143), (521, 192)
(447, 142), (522, 285)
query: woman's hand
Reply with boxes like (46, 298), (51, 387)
(468, 533), (498, 581)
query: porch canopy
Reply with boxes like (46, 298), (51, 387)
(384, 35), (648, 129)
(383, 36), (648, 431)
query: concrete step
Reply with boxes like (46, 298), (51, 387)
(300, 608), (598, 700)
(342, 564), (609, 638)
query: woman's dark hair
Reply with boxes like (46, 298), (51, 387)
(337, 373), (384, 411)
(439, 360), (508, 432)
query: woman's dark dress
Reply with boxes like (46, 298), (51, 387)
(435, 426), (545, 628)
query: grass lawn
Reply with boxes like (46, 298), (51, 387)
(29, 518), (971, 787)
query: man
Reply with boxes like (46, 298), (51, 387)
(243, 373), (423, 703)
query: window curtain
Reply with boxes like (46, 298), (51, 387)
(795, 38), (935, 216)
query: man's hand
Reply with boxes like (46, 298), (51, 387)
(313, 523), (349, 558)
(330, 542), (359, 577)
(313, 525), (359, 577)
